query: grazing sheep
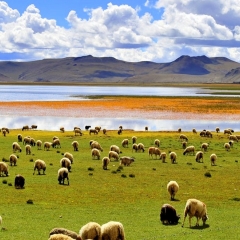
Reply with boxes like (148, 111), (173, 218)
(145, 126), (148, 131)
(91, 141), (103, 151)
(25, 144), (31, 155)
(36, 140), (42, 150)
(49, 227), (81, 240)
(132, 136), (137, 144)
(64, 152), (74, 164)
(132, 143), (138, 152)
(210, 153), (217, 166)
(169, 152), (177, 164)
(60, 157), (72, 171)
(2, 127), (9, 133)
(72, 141), (79, 151)
(117, 128), (122, 135)
(44, 142), (52, 151)
(9, 154), (18, 166)
(179, 134), (188, 142)
(52, 138), (61, 148)
(199, 130), (206, 137)
(79, 222), (101, 240)
(48, 234), (75, 240)
(205, 130), (213, 138)
(192, 128), (197, 134)
(89, 129), (98, 135)
(224, 129), (232, 135)
(121, 139), (129, 148)
(74, 128), (82, 136)
(22, 125), (29, 131)
(148, 147), (161, 159)
(23, 136), (31, 145)
(31, 124), (37, 130)
(224, 142), (231, 151)
(60, 127), (65, 133)
(110, 145), (121, 154)
(201, 143), (209, 152)
(103, 128), (107, 134)
(229, 135), (238, 142)
(137, 143), (145, 152)
(154, 148), (161, 159)
(12, 142), (22, 153)
(0, 162), (9, 176)
(101, 221), (125, 240)
(160, 152), (167, 163)
(182, 141), (187, 149)
(216, 127), (220, 133)
(120, 156), (135, 166)
(160, 203), (180, 225)
(85, 125), (91, 130)
(178, 128), (181, 133)
(182, 198), (208, 228)
(33, 159), (46, 175)
(17, 134), (23, 142)
(108, 151), (119, 161)
(229, 140), (234, 147)
(154, 139), (160, 147)
(95, 126), (101, 132)
(91, 148), (101, 160)
(167, 180), (179, 200)
(58, 167), (69, 185)
(2, 129), (7, 136)
(30, 137), (36, 146)
(15, 174), (25, 188)
(195, 151), (204, 163)
(102, 157), (110, 170)
(183, 145), (195, 156)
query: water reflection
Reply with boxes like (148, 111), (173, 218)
(2, 116), (239, 132)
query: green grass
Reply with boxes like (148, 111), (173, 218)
(0, 129), (240, 239)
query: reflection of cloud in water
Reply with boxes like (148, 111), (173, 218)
(1, 115), (240, 132)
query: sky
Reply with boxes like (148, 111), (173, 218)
(0, 0), (240, 63)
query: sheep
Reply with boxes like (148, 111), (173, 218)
(132, 136), (137, 144)
(205, 130), (213, 138)
(224, 142), (231, 151)
(210, 153), (217, 166)
(160, 203), (180, 225)
(58, 167), (69, 185)
(49, 227), (81, 240)
(182, 198), (208, 228)
(132, 143), (138, 152)
(148, 147), (161, 159)
(33, 159), (46, 175)
(44, 142), (52, 151)
(178, 128), (181, 133)
(103, 128), (107, 134)
(89, 129), (98, 135)
(110, 145), (121, 154)
(179, 134), (188, 141)
(182, 141), (187, 149)
(22, 125), (29, 131)
(199, 130), (206, 137)
(9, 154), (18, 166)
(14, 174), (25, 189)
(224, 129), (232, 135)
(30, 137), (36, 146)
(192, 128), (197, 134)
(36, 140), (42, 150)
(102, 157), (110, 170)
(154, 139), (160, 147)
(201, 143), (209, 152)
(160, 152), (167, 163)
(183, 145), (195, 156)
(52, 138), (61, 148)
(48, 234), (75, 240)
(195, 151), (204, 163)
(229, 135), (238, 142)
(169, 152), (177, 164)
(64, 152), (74, 164)
(91, 141), (103, 151)
(145, 126), (148, 131)
(120, 156), (135, 166)
(121, 139), (129, 148)
(25, 144), (31, 155)
(23, 136), (31, 145)
(2, 129), (7, 137)
(0, 162), (9, 176)
(74, 128), (82, 136)
(91, 148), (101, 160)
(12, 142), (22, 153)
(31, 124), (37, 130)
(2, 127), (9, 133)
(108, 151), (119, 161)
(72, 141), (79, 151)
(85, 125), (91, 130)
(60, 127), (65, 133)
(101, 221), (125, 240)
(117, 128), (122, 135)
(167, 180), (179, 200)
(60, 157), (72, 171)
(137, 143), (145, 152)
(17, 134), (23, 142)
(216, 127), (220, 133)
(79, 221), (101, 240)
(95, 126), (101, 132)
(229, 140), (234, 147)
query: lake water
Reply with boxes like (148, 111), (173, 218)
(0, 85), (239, 131)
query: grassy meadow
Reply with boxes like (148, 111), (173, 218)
(0, 128), (240, 239)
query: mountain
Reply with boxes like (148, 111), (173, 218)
(0, 55), (239, 84)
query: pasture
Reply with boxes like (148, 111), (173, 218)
(0, 128), (240, 239)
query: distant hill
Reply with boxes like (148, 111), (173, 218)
(0, 55), (239, 84)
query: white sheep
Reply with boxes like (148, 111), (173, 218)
(72, 141), (79, 151)
(79, 221), (101, 240)
(64, 152), (74, 164)
(17, 134), (23, 142)
(229, 135), (238, 142)
(102, 156), (110, 170)
(23, 136), (31, 145)
(110, 145), (121, 154)
(0, 162), (9, 176)
(179, 134), (188, 141)
(183, 145), (195, 155)
(224, 129), (232, 135)
(148, 147), (161, 159)
(58, 167), (69, 185)
(224, 142), (231, 151)
(95, 126), (101, 132)
(36, 140), (42, 150)
(167, 180), (179, 200)
(132, 143), (138, 152)
(121, 139), (129, 148)
(192, 128), (197, 134)
(154, 139), (160, 147)
(92, 148), (101, 160)
(210, 153), (217, 166)
(182, 141), (187, 149)
(205, 130), (212, 138)
(195, 151), (204, 163)
(33, 159), (46, 175)
(74, 128), (82, 136)
(12, 142), (22, 153)
(48, 234), (74, 240)
(49, 227), (81, 240)
(169, 152), (177, 164)
(44, 142), (52, 151)
(108, 150), (119, 161)
(9, 154), (18, 166)
(201, 143), (209, 152)
(91, 141), (103, 151)
(25, 144), (31, 155)
(60, 157), (72, 171)
(2, 129), (7, 137)
(132, 136), (137, 144)
(101, 221), (125, 240)
(52, 138), (61, 148)
(137, 143), (145, 152)
(119, 156), (135, 166)
(160, 152), (167, 163)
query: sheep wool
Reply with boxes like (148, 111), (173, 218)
(101, 221), (125, 240)
(79, 221), (101, 240)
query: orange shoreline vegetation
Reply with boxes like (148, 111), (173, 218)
(1, 97), (240, 120)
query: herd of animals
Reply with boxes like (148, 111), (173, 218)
(0, 124), (238, 239)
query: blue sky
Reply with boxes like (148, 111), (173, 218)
(0, 0), (240, 63)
